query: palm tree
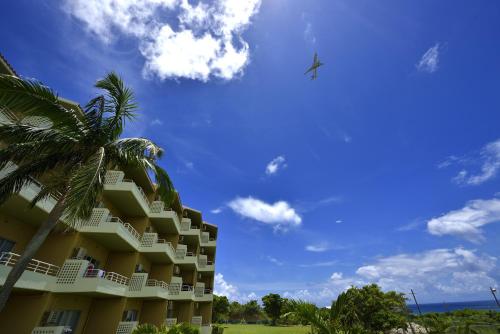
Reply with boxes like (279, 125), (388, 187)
(0, 73), (175, 311)
(283, 292), (363, 334)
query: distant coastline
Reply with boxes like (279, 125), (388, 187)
(407, 300), (499, 314)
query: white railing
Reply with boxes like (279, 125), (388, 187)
(0, 252), (59, 276)
(165, 318), (177, 327)
(155, 238), (176, 254)
(181, 284), (194, 292)
(116, 321), (138, 334)
(191, 316), (203, 326)
(146, 279), (169, 290)
(122, 179), (150, 206)
(31, 326), (69, 334)
(105, 272), (130, 285)
(84, 269), (129, 285)
(201, 232), (209, 244)
(108, 217), (141, 241)
(204, 288), (213, 294)
(181, 220), (190, 231)
(150, 201), (165, 213)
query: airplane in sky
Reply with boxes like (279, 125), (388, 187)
(304, 52), (324, 80)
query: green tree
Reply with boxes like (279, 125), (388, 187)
(228, 301), (244, 323)
(262, 293), (283, 326)
(0, 73), (175, 311)
(337, 284), (408, 333)
(213, 295), (230, 323)
(286, 292), (361, 334)
(243, 300), (262, 323)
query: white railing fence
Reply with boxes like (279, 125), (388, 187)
(0, 252), (59, 276)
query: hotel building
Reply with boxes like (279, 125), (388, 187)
(0, 54), (217, 334)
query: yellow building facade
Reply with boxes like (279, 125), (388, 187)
(0, 55), (217, 334)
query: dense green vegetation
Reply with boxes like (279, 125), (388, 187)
(213, 284), (499, 333)
(132, 323), (200, 334)
(413, 309), (500, 334)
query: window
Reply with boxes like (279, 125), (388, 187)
(122, 309), (138, 322)
(0, 237), (15, 254)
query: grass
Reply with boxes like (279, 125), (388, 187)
(222, 324), (310, 334)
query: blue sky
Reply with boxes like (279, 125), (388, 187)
(1, 0), (500, 305)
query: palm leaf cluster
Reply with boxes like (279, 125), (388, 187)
(0, 72), (175, 223)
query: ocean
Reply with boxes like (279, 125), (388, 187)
(407, 300), (499, 314)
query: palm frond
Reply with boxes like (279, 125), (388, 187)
(0, 156), (69, 205)
(64, 148), (106, 222)
(106, 137), (164, 161)
(0, 122), (78, 145)
(95, 72), (137, 139)
(0, 74), (85, 136)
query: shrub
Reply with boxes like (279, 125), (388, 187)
(211, 325), (225, 334)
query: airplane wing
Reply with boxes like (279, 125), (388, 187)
(304, 65), (315, 75)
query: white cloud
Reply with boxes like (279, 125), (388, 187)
(304, 22), (316, 44)
(267, 256), (284, 266)
(427, 198), (500, 243)
(335, 219), (342, 224)
(416, 43), (440, 73)
(298, 261), (337, 268)
(214, 273), (258, 302)
(284, 248), (497, 306)
(330, 272), (343, 280)
(214, 273), (239, 299)
(211, 207), (224, 214)
(63, 0), (261, 81)
(227, 196), (302, 231)
(265, 156), (287, 175)
(455, 139), (500, 186)
(305, 243), (329, 252)
(150, 118), (163, 126)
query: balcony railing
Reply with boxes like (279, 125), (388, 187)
(180, 220), (190, 231)
(84, 269), (130, 286)
(146, 279), (169, 290)
(108, 217), (141, 241)
(122, 179), (150, 206)
(31, 326), (70, 334)
(0, 252), (59, 276)
(191, 316), (203, 326)
(165, 318), (177, 327)
(116, 321), (138, 334)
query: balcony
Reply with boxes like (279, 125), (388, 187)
(174, 244), (197, 268)
(0, 252), (59, 291)
(194, 282), (213, 302)
(115, 321), (138, 334)
(191, 316), (203, 326)
(197, 255), (215, 272)
(104, 171), (150, 216)
(165, 318), (177, 327)
(149, 201), (180, 233)
(180, 218), (202, 246)
(54, 259), (129, 296)
(200, 232), (216, 248)
(0, 163), (61, 226)
(127, 273), (169, 299)
(79, 208), (141, 251)
(139, 233), (176, 263)
(168, 277), (194, 300)
(31, 326), (69, 334)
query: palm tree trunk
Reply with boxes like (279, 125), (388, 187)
(0, 193), (67, 312)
